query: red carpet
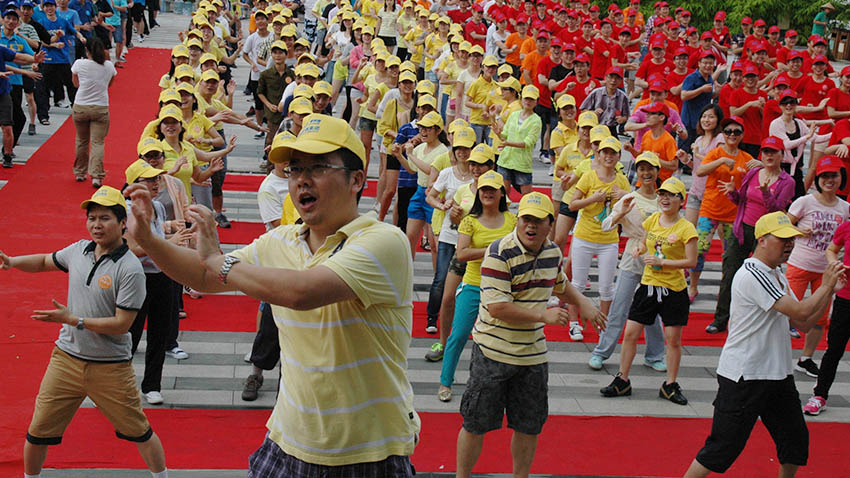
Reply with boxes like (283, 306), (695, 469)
(0, 47), (171, 469)
(1, 408), (845, 477)
(218, 220), (266, 244)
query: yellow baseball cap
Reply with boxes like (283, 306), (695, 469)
(299, 63), (321, 78)
(477, 170), (504, 190)
(268, 114), (367, 167)
(453, 126), (476, 148)
(81, 186), (127, 210)
(125, 159), (165, 184)
(449, 34), (463, 44)
(201, 69), (220, 83)
(175, 82), (195, 96)
(158, 89), (181, 104)
(418, 94), (438, 109)
(418, 111), (444, 130)
(470, 45), (485, 55)
(138, 137), (164, 156)
(272, 15), (287, 25)
(293, 83), (315, 100)
(158, 104), (183, 123)
(313, 80), (332, 97)
(199, 52), (217, 65)
(171, 44), (190, 58)
(589, 124), (610, 143)
(448, 118), (469, 134)
(186, 38), (204, 50)
(386, 55), (402, 68)
(521, 85), (540, 100)
(755, 211), (803, 239)
(399, 70), (417, 83)
(270, 40), (288, 51)
(497, 64), (513, 77)
(598, 136), (621, 152)
(417, 79), (436, 95)
(428, 12), (439, 21)
(435, 16), (449, 25)
(469, 143), (495, 163)
(289, 96), (314, 115)
(280, 7), (293, 17)
(401, 61), (416, 73)
(634, 151), (661, 168)
(459, 41), (472, 53)
(361, 25), (375, 36)
(482, 55), (499, 67)
(187, 28), (203, 39)
(518, 191), (554, 219)
(657, 176), (687, 198)
(268, 3), (283, 12)
(556, 94), (576, 109)
(295, 38), (310, 49)
(281, 25), (297, 37)
(498, 77), (521, 93)
(577, 110), (599, 128)
(298, 53), (317, 64)
(174, 64), (196, 80)
(370, 37), (385, 50)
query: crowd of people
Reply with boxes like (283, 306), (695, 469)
(3, 0), (850, 477)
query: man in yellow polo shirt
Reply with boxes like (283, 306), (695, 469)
(456, 192), (606, 478)
(125, 114), (419, 477)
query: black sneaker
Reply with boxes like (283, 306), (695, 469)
(215, 213), (232, 228)
(600, 373), (632, 397)
(795, 358), (819, 378)
(425, 317), (438, 334)
(705, 321), (726, 334)
(2, 155), (11, 168)
(27, 124), (35, 135)
(660, 381), (688, 405)
(241, 374), (263, 401)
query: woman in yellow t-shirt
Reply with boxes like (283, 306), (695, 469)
(553, 110), (597, 251)
(567, 136), (629, 340)
(438, 170), (516, 402)
(395, 2), (417, 60)
(601, 176), (697, 406)
(490, 75), (521, 149)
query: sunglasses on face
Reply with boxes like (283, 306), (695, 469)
(723, 128), (743, 136)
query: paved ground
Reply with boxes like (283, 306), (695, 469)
(31, 11), (850, 478)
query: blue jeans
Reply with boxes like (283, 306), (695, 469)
(440, 283), (480, 387)
(470, 123), (490, 146)
(591, 269), (665, 362)
(427, 241), (455, 319)
(440, 93), (449, 125)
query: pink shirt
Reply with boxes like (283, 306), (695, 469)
(689, 133), (724, 199)
(742, 174), (778, 226)
(788, 194), (850, 273)
(832, 221), (850, 300)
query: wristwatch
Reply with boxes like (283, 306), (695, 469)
(75, 317), (85, 330)
(218, 255), (241, 284)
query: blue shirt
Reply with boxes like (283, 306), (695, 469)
(39, 15), (76, 64)
(69, 0), (96, 38)
(0, 33), (33, 86)
(0, 45), (18, 94)
(395, 121), (419, 188)
(681, 71), (713, 131)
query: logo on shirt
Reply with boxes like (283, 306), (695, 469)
(97, 274), (113, 290)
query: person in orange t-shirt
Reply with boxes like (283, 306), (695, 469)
(504, 15), (530, 77)
(521, 30), (549, 86)
(622, 0), (644, 27)
(638, 102), (686, 182)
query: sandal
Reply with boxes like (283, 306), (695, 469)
(39, 118), (50, 126)
(420, 235), (431, 252)
(178, 310), (187, 319)
(437, 386), (452, 402)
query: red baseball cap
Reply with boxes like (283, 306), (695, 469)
(681, 10), (690, 16)
(567, 9), (578, 17)
(563, 43), (576, 51)
(516, 14), (529, 24)
(472, 3), (483, 11)
(532, 19), (545, 30)
(788, 50), (805, 61)
(810, 34), (827, 46)
(817, 155), (845, 175)
(779, 90), (798, 103)
(492, 11), (505, 22)
(760, 136), (785, 151)
(785, 29), (798, 38)
(721, 116), (745, 129)
(550, 37), (563, 47)
(609, 3), (619, 11)
(699, 50), (718, 61)
(743, 65), (760, 77)
(600, 18), (613, 26)
(772, 74), (790, 87)
(754, 41), (768, 53)
(582, 18), (594, 25)
(589, 4), (599, 11)
(714, 11), (726, 21)
(648, 80), (667, 92)
(627, 9), (637, 16)
(674, 6), (682, 14)
(650, 40), (665, 49)
(536, 29), (550, 39)
(730, 61), (745, 73)
(574, 53), (590, 64)
(686, 26), (698, 35)
(619, 28), (633, 37)
(701, 31), (713, 40)
(631, 0), (640, 4)
(842, 65), (850, 76)
(642, 101), (669, 115)
(813, 54), (829, 65)
(606, 66), (624, 78)
(669, 21), (680, 30)
(768, 25), (780, 34)
(754, 19), (766, 27)
(741, 16), (752, 25)
(674, 47), (689, 57)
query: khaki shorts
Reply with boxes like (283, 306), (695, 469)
(27, 347), (152, 445)
(552, 181), (564, 206)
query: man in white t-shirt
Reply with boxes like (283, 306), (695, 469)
(684, 212), (848, 478)
(242, 10), (271, 138)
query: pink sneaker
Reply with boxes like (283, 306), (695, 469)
(803, 396), (826, 416)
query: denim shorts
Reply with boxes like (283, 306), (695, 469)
(407, 185), (433, 223)
(460, 344), (549, 435)
(358, 117), (377, 132)
(497, 165), (533, 189)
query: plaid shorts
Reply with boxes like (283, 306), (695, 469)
(248, 436), (415, 478)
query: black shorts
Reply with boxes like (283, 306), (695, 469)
(358, 117), (377, 132)
(448, 253), (466, 276)
(0, 93), (13, 126)
(130, 2), (145, 22)
(211, 141), (227, 197)
(695, 375), (808, 473)
(22, 75), (34, 94)
(378, 35), (397, 47)
(533, 104), (553, 129)
(248, 79), (264, 112)
(147, 0), (159, 11)
(460, 344), (549, 436)
(558, 201), (578, 219)
(628, 283), (689, 327)
(386, 151), (401, 170)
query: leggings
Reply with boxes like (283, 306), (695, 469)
(439, 283), (480, 387)
(570, 236), (619, 301)
(814, 296), (850, 400)
(693, 217), (733, 273)
(129, 272), (176, 393)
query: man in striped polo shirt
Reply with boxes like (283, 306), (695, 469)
(456, 192), (607, 478)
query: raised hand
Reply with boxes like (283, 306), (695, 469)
(185, 205), (221, 269)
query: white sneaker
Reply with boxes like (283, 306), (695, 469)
(548, 165), (555, 176)
(144, 391), (164, 404)
(243, 351), (252, 362)
(569, 321), (584, 341)
(166, 346), (189, 360)
(137, 34), (144, 43)
(541, 154), (552, 165)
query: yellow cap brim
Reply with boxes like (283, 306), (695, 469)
(517, 206), (552, 219)
(269, 137), (360, 166)
(765, 225), (803, 239)
(478, 179), (503, 190)
(80, 197), (124, 209)
(453, 137), (475, 148)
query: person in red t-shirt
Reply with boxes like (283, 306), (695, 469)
(614, 29), (639, 96)
(575, 18), (594, 56)
(761, 74), (789, 140)
(742, 19), (767, 59)
(729, 65), (768, 156)
(636, 40), (674, 97)
(825, 118), (850, 196)
(784, 50), (807, 93)
(718, 62), (743, 122)
(709, 10), (731, 54)
(536, 37), (562, 163)
(799, 56), (834, 136)
(504, 0), (524, 32)
(827, 66), (850, 123)
(775, 29), (798, 69)
(664, 21), (685, 61)
(447, 0), (473, 25)
(558, 11), (581, 45)
(589, 20), (616, 80)
(547, 7), (568, 36)
(557, 53), (597, 109)
(765, 26), (780, 63)
(749, 42), (780, 88)
(803, 36), (835, 75)
(690, 32), (725, 70)
(666, 47), (692, 111)
(465, 4), (488, 49)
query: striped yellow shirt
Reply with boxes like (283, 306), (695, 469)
(473, 231), (567, 366)
(229, 212), (420, 465)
